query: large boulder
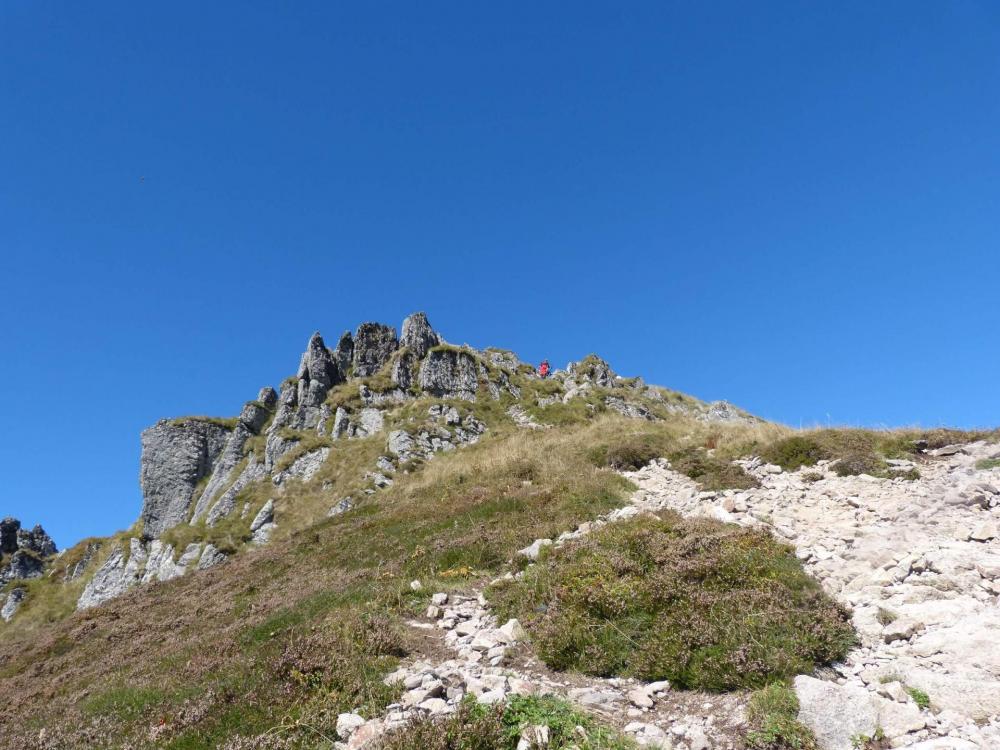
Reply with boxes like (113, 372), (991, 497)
(794, 676), (879, 750)
(400, 312), (440, 359)
(139, 419), (231, 538)
(418, 348), (479, 401)
(352, 322), (398, 377)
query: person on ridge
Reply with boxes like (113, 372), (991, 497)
(538, 359), (550, 378)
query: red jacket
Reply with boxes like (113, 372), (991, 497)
(539, 362), (550, 377)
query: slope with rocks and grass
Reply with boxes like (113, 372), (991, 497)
(0, 312), (996, 750)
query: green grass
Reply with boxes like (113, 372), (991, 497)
(667, 446), (760, 490)
(906, 687), (930, 710)
(490, 512), (855, 691)
(745, 684), (817, 750)
(976, 458), (1000, 470)
(377, 695), (635, 750)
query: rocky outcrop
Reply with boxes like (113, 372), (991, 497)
(1, 587), (25, 622)
(139, 419), (231, 538)
(353, 322), (398, 377)
(419, 348), (479, 401)
(77, 536), (225, 610)
(250, 499), (276, 544)
(400, 312), (440, 359)
(0, 518), (57, 588)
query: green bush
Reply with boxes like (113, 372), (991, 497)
(761, 436), (828, 471)
(668, 446), (760, 490)
(745, 684), (817, 750)
(490, 512), (855, 691)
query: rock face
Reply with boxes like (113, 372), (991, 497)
(400, 312), (440, 359)
(419, 348), (479, 401)
(139, 419), (231, 538)
(353, 322), (398, 377)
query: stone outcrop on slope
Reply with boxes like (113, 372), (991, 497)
(0, 518), (57, 586)
(139, 420), (232, 539)
(64, 309), (728, 616)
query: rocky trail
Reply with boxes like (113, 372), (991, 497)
(334, 440), (1000, 750)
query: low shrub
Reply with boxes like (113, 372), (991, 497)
(668, 446), (760, 491)
(745, 683), (817, 750)
(490, 512), (855, 691)
(376, 695), (634, 750)
(833, 452), (887, 477)
(761, 436), (828, 471)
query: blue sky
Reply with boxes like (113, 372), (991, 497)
(2, 2), (999, 547)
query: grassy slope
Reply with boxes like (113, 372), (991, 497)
(2, 351), (993, 749)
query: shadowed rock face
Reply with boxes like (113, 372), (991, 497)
(139, 420), (231, 539)
(353, 322), (398, 377)
(0, 517), (20, 555)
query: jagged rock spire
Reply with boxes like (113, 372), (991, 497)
(401, 312), (440, 359)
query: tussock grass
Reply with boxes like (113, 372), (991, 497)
(490, 512), (855, 691)
(745, 683), (817, 750)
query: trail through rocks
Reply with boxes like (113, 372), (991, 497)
(337, 442), (1000, 750)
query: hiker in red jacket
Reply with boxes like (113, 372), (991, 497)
(538, 360), (550, 378)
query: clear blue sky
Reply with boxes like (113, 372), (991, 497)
(2, 2), (999, 547)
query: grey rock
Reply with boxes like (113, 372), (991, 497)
(264, 431), (297, 472)
(703, 400), (755, 423)
(400, 312), (440, 359)
(357, 407), (385, 437)
(605, 396), (654, 420)
(1, 587), (25, 622)
(332, 406), (351, 439)
(333, 330), (354, 374)
(206, 458), (268, 526)
(141, 540), (181, 584)
(191, 423), (253, 523)
(353, 322), (398, 377)
(272, 447), (330, 486)
(328, 497), (353, 516)
(270, 379), (299, 431)
(486, 349), (521, 371)
(517, 538), (552, 560)
(387, 430), (416, 460)
(7, 549), (45, 580)
(239, 401), (271, 433)
(16, 524), (57, 557)
(198, 543), (227, 570)
(0, 517), (20, 554)
(140, 419), (231, 538)
(794, 675), (878, 750)
(419, 348), (479, 401)
(77, 538), (149, 610)
(391, 349), (417, 390)
(257, 386), (278, 409)
(250, 499), (274, 533)
(297, 331), (342, 407)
